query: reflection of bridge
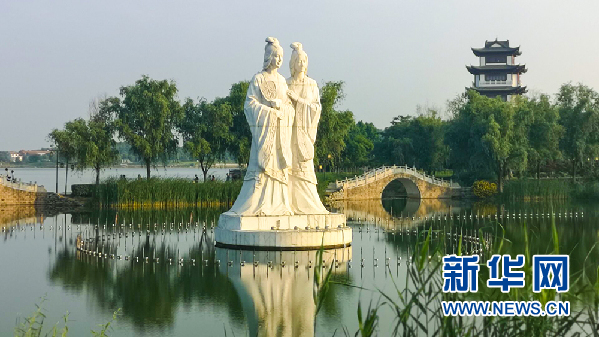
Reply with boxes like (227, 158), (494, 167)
(326, 166), (461, 200)
(329, 198), (462, 229)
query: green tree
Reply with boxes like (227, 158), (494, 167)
(218, 81), (251, 167)
(556, 83), (599, 178)
(521, 94), (563, 178)
(110, 75), (183, 179)
(48, 126), (78, 194)
(375, 110), (447, 174)
(179, 98), (233, 181)
(315, 81), (355, 170)
(446, 91), (525, 192)
(341, 121), (379, 168)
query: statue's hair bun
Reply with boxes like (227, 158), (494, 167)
(290, 42), (303, 52)
(265, 37), (279, 46)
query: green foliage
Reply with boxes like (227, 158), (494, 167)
(523, 94), (563, 178)
(221, 81), (251, 167)
(446, 91), (524, 191)
(71, 184), (96, 197)
(110, 75), (183, 179)
(0, 151), (10, 163)
(48, 127), (77, 166)
(375, 109), (447, 173)
(556, 83), (599, 178)
(179, 98), (233, 181)
(341, 121), (379, 168)
(315, 81), (355, 169)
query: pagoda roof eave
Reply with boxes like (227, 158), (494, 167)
(466, 64), (527, 75)
(467, 86), (527, 94)
(472, 47), (521, 56)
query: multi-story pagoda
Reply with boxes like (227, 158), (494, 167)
(466, 39), (527, 101)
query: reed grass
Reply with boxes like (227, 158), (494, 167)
(502, 178), (599, 201)
(92, 178), (242, 209)
(14, 297), (120, 337)
(502, 178), (573, 201)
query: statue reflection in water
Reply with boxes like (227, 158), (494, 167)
(217, 247), (352, 337)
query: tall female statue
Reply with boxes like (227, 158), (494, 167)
(228, 37), (295, 216)
(286, 42), (329, 214)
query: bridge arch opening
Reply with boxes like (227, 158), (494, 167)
(381, 178), (421, 199)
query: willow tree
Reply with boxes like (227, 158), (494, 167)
(111, 76), (183, 179)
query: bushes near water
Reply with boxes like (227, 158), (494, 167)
(93, 178), (242, 208)
(472, 180), (497, 198)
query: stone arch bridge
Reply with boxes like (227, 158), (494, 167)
(326, 165), (462, 200)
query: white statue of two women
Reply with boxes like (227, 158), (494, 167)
(228, 37), (328, 216)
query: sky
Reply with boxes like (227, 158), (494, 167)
(1, 0), (598, 150)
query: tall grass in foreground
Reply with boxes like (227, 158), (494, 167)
(92, 178), (242, 208)
(320, 220), (599, 336)
(14, 297), (121, 337)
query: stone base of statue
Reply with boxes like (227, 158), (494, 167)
(215, 212), (352, 250)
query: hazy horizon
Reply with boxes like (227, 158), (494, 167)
(2, 0), (598, 150)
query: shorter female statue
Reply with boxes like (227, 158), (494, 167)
(286, 42), (329, 214)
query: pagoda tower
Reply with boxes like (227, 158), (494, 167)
(466, 39), (527, 101)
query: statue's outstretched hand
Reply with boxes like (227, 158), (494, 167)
(271, 99), (282, 110)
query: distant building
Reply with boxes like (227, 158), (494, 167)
(9, 151), (23, 162)
(19, 150), (51, 157)
(466, 39), (527, 101)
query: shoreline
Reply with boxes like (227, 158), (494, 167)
(0, 163), (242, 169)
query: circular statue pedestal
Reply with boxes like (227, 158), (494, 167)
(215, 212), (352, 250)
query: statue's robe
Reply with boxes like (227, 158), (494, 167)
(286, 76), (328, 214)
(228, 71), (295, 216)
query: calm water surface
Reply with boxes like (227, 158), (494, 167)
(1, 199), (598, 336)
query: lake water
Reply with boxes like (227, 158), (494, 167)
(1, 199), (598, 336)
(6, 167), (232, 193)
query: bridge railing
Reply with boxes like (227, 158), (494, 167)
(0, 175), (46, 193)
(333, 165), (461, 190)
